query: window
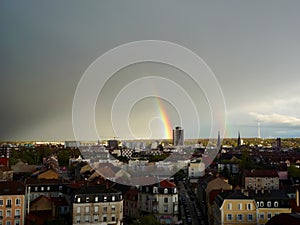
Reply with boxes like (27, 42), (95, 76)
(112, 216), (115, 221)
(237, 214), (243, 221)
(59, 186), (63, 191)
(267, 213), (272, 219)
(35, 187), (38, 191)
(15, 221), (20, 225)
(247, 203), (252, 210)
(267, 201), (271, 207)
(76, 207), (80, 213)
(260, 213), (265, 219)
(104, 196), (107, 202)
(85, 206), (89, 213)
(6, 210), (11, 218)
(93, 215), (99, 222)
(238, 203), (242, 210)
(6, 221), (11, 225)
(15, 199), (21, 206)
(47, 186), (50, 191)
(94, 206), (99, 212)
(6, 199), (11, 207)
(103, 207), (107, 212)
(41, 187), (44, 191)
(76, 216), (80, 223)
(174, 188), (177, 194)
(164, 198), (168, 203)
(247, 214), (253, 221)
(85, 215), (90, 222)
(0, 199), (3, 206)
(103, 216), (107, 222)
(274, 201), (279, 207)
(86, 197), (89, 202)
(77, 198), (81, 203)
(112, 196), (115, 201)
(227, 203), (232, 210)
(164, 205), (168, 212)
(260, 201), (264, 207)
(15, 209), (20, 216)
(153, 187), (158, 193)
(111, 206), (115, 212)
(226, 214), (233, 221)
(164, 188), (168, 194)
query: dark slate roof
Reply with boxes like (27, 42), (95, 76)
(245, 169), (279, 178)
(0, 181), (25, 195)
(215, 191), (251, 208)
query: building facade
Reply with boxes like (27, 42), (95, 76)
(0, 181), (25, 225)
(72, 186), (123, 225)
(173, 127), (184, 146)
(244, 170), (279, 190)
(213, 191), (257, 225)
(138, 180), (179, 224)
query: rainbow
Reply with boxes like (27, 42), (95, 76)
(156, 97), (173, 139)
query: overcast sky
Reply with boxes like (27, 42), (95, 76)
(1, 0), (300, 141)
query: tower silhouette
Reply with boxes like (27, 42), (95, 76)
(237, 131), (241, 147)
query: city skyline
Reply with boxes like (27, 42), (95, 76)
(1, 1), (300, 141)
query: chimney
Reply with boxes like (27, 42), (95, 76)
(297, 189), (299, 207)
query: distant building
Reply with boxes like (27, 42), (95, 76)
(188, 160), (205, 179)
(138, 180), (179, 224)
(107, 140), (119, 150)
(0, 146), (10, 167)
(173, 126), (184, 146)
(0, 181), (25, 225)
(244, 169), (279, 190)
(72, 185), (123, 225)
(64, 141), (80, 148)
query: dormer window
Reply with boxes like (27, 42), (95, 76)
(260, 201), (264, 207)
(112, 196), (115, 201)
(86, 197), (89, 202)
(267, 201), (271, 207)
(274, 201), (279, 207)
(164, 188), (168, 194)
(174, 188), (177, 194)
(153, 187), (158, 194)
(95, 197), (98, 202)
(104, 196), (107, 202)
(77, 198), (81, 203)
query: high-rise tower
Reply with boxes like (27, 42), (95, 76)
(173, 126), (184, 146)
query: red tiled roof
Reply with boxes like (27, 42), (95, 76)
(160, 180), (176, 188)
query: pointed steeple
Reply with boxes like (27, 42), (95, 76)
(237, 131), (241, 147)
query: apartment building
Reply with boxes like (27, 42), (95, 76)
(72, 185), (123, 225)
(138, 180), (179, 224)
(213, 191), (257, 225)
(244, 169), (279, 190)
(0, 181), (25, 225)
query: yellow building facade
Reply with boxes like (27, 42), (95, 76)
(0, 181), (25, 225)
